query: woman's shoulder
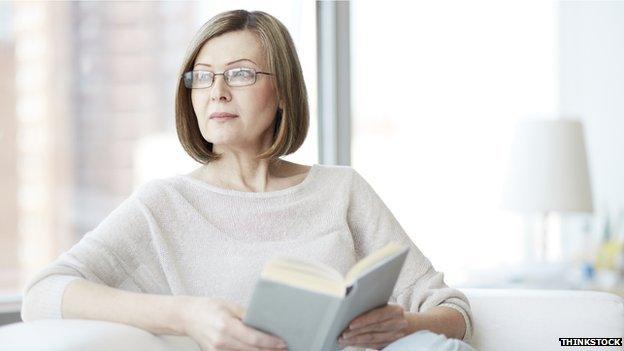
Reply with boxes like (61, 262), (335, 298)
(129, 176), (180, 205)
(314, 162), (356, 175)
(271, 161), (355, 191)
(275, 160), (312, 182)
(316, 163), (364, 184)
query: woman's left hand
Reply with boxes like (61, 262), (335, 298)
(338, 303), (410, 350)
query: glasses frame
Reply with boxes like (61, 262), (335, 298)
(181, 67), (274, 89)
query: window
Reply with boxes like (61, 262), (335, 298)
(350, 0), (558, 284)
(0, 1), (316, 300)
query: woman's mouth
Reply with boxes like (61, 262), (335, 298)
(210, 116), (238, 121)
(209, 112), (239, 121)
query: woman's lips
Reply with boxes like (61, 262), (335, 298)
(211, 116), (237, 121)
(210, 112), (238, 119)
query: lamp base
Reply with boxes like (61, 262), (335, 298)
(525, 212), (564, 264)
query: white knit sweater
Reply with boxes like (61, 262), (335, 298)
(20, 163), (473, 348)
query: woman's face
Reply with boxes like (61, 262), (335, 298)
(190, 30), (279, 151)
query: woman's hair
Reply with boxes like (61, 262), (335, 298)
(175, 9), (309, 164)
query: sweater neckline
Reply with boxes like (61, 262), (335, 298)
(176, 163), (319, 198)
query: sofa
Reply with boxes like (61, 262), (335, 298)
(1, 288), (622, 351)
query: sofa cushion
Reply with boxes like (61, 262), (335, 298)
(0, 319), (200, 351)
(461, 288), (624, 351)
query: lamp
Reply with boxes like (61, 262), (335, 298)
(502, 118), (593, 263)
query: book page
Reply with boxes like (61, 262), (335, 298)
(260, 256), (346, 297)
(269, 256), (344, 282)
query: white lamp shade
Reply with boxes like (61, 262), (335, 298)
(501, 118), (593, 213)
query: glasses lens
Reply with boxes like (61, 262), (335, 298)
(183, 72), (193, 88)
(184, 71), (213, 89)
(225, 68), (256, 86)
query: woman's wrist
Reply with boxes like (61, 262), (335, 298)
(404, 306), (466, 340)
(172, 295), (199, 336)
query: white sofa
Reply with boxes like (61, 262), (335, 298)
(1, 288), (622, 351)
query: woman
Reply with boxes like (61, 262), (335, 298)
(20, 9), (476, 351)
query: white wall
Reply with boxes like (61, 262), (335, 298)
(559, 1), (624, 235)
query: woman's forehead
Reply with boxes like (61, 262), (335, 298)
(195, 31), (265, 68)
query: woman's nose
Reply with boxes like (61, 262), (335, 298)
(209, 75), (231, 101)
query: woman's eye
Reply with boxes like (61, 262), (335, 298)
(234, 70), (249, 77)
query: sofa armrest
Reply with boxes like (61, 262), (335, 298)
(3, 289), (623, 351)
(460, 288), (624, 351)
(0, 319), (201, 351)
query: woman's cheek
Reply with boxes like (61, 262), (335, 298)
(191, 93), (204, 116)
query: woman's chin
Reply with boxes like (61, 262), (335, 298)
(205, 134), (239, 145)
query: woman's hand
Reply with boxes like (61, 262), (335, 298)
(338, 304), (410, 350)
(181, 296), (288, 351)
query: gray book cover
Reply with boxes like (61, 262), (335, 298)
(243, 246), (409, 351)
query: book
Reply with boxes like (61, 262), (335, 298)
(242, 241), (410, 351)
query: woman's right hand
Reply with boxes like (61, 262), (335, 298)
(181, 296), (288, 351)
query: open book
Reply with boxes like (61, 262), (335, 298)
(243, 241), (410, 351)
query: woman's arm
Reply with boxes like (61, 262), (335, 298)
(62, 278), (188, 336)
(404, 306), (466, 340)
(346, 168), (474, 342)
(62, 278), (289, 351)
(21, 187), (160, 321)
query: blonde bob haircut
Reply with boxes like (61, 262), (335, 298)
(175, 9), (309, 164)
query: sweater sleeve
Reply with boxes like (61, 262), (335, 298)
(346, 168), (473, 343)
(20, 192), (152, 322)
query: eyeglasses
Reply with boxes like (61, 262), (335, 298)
(182, 67), (274, 89)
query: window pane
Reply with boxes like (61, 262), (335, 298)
(0, 1), (317, 299)
(351, 0), (558, 284)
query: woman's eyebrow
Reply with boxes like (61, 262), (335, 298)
(194, 58), (257, 67)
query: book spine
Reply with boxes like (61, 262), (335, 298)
(316, 281), (359, 351)
(309, 297), (344, 351)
